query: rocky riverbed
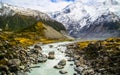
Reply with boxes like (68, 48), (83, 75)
(66, 38), (120, 75)
(0, 40), (44, 75)
(28, 42), (76, 75)
(0, 38), (120, 75)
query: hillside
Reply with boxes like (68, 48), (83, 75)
(0, 3), (70, 46)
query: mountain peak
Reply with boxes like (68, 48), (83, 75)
(103, 0), (119, 5)
(50, 0), (120, 38)
(0, 3), (52, 21)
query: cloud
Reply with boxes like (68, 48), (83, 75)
(2, 0), (114, 12)
(2, 0), (74, 12)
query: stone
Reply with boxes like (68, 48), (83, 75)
(9, 65), (19, 72)
(0, 65), (9, 72)
(54, 65), (64, 69)
(8, 59), (21, 66)
(19, 66), (25, 70)
(74, 55), (80, 60)
(59, 70), (68, 74)
(48, 51), (55, 59)
(38, 54), (47, 63)
(48, 51), (55, 55)
(48, 55), (55, 59)
(74, 66), (84, 74)
(58, 59), (66, 66)
(34, 44), (42, 50)
(49, 45), (53, 48)
(74, 60), (80, 67)
(70, 64), (73, 66)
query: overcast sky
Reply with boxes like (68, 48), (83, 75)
(2, 0), (107, 12)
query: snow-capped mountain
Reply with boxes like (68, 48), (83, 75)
(0, 3), (66, 33)
(0, 3), (52, 21)
(50, 0), (120, 38)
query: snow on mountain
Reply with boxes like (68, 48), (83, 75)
(0, 3), (51, 21)
(50, 0), (120, 38)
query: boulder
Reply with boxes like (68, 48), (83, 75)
(74, 55), (80, 60)
(0, 65), (9, 72)
(48, 51), (55, 59)
(34, 44), (42, 50)
(54, 65), (64, 69)
(19, 66), (25, 70)
(8, 59), (21, 66)
(58, 59), (66, 66)
(59, 70), (68, 74)
(74, 66), (84, 74)
(49, 45), (53, 48)
(74, 60), (80, 67)
(38, 54), (47, 63)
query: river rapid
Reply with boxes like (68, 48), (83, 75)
(28, 42), (76, 75)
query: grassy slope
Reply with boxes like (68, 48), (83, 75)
(0, 13), (69, 47)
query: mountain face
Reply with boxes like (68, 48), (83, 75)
(0, 3), (70, 41)
(50, 0), (120, 38)
(0, 3), (66, 32)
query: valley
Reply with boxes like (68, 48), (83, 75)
(0, 0), (120, 75)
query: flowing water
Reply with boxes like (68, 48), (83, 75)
(28, 42), (76, 75)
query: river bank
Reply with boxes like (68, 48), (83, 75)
(28, 42), (77, 75)
(65, 38), (120, 75)
(0, 38), (119, 75)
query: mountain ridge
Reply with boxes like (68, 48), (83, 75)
(50, 0), (120, 38)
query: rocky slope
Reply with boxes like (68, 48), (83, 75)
(66, 38), (120, 75)
(50, 0), (120, 38)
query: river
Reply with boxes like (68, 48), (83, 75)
(28, 42), (76, 75)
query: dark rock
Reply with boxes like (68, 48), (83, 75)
(58, 59), (66, 66)
(59, 70), (68, 74)
(54, 65), (64, 69)
(48, 51), (55, 59)
(38, 54), (47, 63)
(74, 60), (80, 67)
(34, 44), (42, 51)
(70, 63), (73, 66)
(49, 45), (53, 48)
(0, 65), (9, 72)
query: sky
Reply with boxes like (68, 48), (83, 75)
(1, 0), (106, 12)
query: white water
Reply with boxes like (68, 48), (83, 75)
(28, 42), (76, 75)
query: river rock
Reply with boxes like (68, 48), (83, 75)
(38, 54), (47, 62)
(34, 44), (42, 50)
(49, 45), (53, 48)
(8, 59), (21, 66)
(0, 65), (9, 72)
(19, 66), (25, 70)
(48, 51), (55, 59)
(74, 66), (84, 74)
(54, 65), (64, 69)
(59, 70), (68, 74)
(83, 68), (95, 75)
(58, 59), (66, 66)
(74, 60), (80, 67)
(74, 55), (80, 60)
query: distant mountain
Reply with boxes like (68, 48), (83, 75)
(0, 3), (69, 39)
(50, 0), (120, 38)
